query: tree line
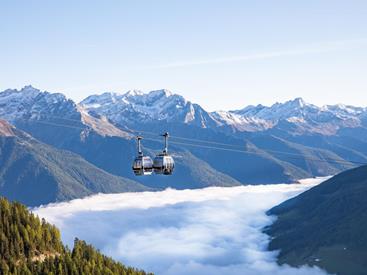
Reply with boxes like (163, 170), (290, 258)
(0, 197), (151, 274)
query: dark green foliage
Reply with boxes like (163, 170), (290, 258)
(0, 197), (150, 275)
(266, 165), (367, 275)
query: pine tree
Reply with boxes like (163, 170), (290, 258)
(0, 197), (151, 275)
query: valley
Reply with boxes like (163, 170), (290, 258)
(34, 178), (328, 275)
(0, 86), (366, 275)
(2, 2), (366, 274)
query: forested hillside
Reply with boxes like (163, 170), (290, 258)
(0, 197), (150, 275)
(266, 165), (367, 275)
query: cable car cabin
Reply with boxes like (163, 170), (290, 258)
(132, 136), (153, 176)
(132, 155), (153, 176)
(153, 154), (175, 175)
(153, 132), (175, 175)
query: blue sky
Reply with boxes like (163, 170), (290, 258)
(1, 0), (367, 110)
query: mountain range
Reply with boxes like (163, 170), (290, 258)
(3, 86), (367, 137)
(1, 85), (367, 205)
(80, 88), (367, 135)
(0, 119), (148, 206)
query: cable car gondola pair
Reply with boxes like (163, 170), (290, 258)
(132, 132), (175, 176)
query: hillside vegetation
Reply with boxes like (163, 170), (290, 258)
(0, 197), (150, 275)
(0, 120), (149, 206)
(266, 165), (367, 275)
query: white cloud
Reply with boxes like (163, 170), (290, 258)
(145, 39), (367, 69)
(34, 178), (330, 275)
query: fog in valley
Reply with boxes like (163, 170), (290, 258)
(35, 179), (330, 275)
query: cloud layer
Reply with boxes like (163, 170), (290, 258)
(34, 178), (330, 275)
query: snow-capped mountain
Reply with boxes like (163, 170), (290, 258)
(212, 98), (367, 135)
(0, 86), (129, 139)
(80, 89), (367, 135)
(0, 85), (78, 122)
(210, 111), (273, 132)
(1, 86), (366, 137)
(234, 98), (366, 121)
(1, 86), (366, 186)
(80, 89), (218, 128)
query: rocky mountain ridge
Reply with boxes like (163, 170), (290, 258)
(2, 86), (366, 136)
(0, 85), (366, 189)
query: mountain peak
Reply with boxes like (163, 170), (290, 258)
(124, 89), (144, 97)
(21, 84), (37, 90)
(0, 86), (76, 123)
(119, 89), (173, 99)
(293, 97), (306, 106)
(79, 88), (202, 126)
(148, 89), (173, 97)
(276, 97), (307, 108)
(20, 85), (41, 95)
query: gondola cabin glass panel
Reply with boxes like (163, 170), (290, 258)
(153, 154), (175, 175)
(132, 156), (153, 176)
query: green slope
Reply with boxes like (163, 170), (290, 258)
(0, 197), (150, 274)
(0, 121), (149, 206)
(266, 165), (367, 275)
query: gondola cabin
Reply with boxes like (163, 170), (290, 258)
(132, 136), (153, 176)
(153, 132), (175, 175)
(132, 155), (153, 176)
(153, 154), (175, 175)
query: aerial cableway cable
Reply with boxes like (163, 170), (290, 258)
(33, 115), (247, 149)
(6, 116), (367, 167)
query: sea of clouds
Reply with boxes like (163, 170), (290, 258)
(34, 178), (330, 275)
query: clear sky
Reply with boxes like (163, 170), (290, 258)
(1, 0), (367, 111)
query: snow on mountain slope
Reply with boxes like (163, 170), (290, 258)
(210, 111), (273, 131)
(0, 86), (131, 138)
(0, 85), (77, 122)
(80, 90), (367, 135)
(80, 89), (218, 128)
(213, 98), (366, 135)
(235, 98), (365, 122)
(1, 86), (366, 136)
